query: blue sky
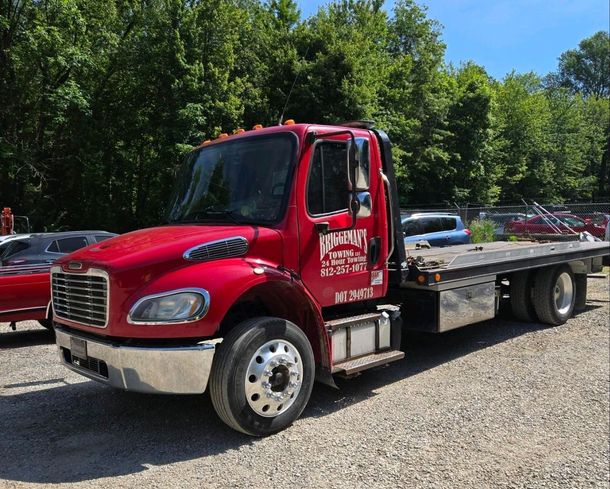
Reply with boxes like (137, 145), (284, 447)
(296, 0), (609, 79)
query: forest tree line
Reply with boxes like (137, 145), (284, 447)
(1, 0), (608, 232)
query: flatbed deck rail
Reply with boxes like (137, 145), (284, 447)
(403, 241), (609, 286)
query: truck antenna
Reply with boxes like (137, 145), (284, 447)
(278, 45), (309, 126)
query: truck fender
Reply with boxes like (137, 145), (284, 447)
(217, 265), (331, 368)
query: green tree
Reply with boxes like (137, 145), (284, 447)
(554, 31), (609, 98)
(493, 73), (555, 202)
(445, 62), (500, 204)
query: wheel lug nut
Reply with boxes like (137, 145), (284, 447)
(264, 370), (273, 377)
(261, 381), (271, 389)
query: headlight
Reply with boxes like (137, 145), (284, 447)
(128, 288), (210, 324)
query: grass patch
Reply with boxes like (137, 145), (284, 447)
(468, 219), (497, 244)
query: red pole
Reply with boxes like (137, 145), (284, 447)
(1, 207), (14, 235)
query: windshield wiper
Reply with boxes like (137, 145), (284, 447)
(169, 207), (245, 225)
(200, 209), (243, 224)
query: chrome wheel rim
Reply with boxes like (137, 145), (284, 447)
(245, 339), (303, 417)
(554, 272), (574, 315)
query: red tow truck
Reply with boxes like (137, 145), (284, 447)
(50, 122), (609, 435)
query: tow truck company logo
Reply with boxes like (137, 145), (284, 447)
(319, 229), (368, 260)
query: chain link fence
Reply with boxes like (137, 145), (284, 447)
(400, 202), (610, 240)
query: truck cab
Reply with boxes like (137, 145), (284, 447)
(52, 122), (406, 435)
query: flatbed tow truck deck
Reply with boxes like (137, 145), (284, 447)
(402, 240), (609, 287)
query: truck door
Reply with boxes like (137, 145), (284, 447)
(297, 131), (388, 307)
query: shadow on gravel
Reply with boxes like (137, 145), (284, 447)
(0, 304), (600, 484)
(0, 328), (55, 349)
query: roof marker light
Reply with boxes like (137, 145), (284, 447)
(284, 119), (295, 125)
(233, 128), (245, 134)
(218, 133), (229, 139)
(252, 124), (263, 130)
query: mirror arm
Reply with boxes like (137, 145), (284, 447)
(380, 170), (395, 264)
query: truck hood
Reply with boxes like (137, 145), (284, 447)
(56, 224), (284, 273)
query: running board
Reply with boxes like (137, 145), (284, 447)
(332, 350), (404, 376)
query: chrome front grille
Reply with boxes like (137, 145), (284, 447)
(51, 268), (109, 328)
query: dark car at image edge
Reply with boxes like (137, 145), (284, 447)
(0, 231), (117, 266)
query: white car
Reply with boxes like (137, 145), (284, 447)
(0, 234), (31, 245)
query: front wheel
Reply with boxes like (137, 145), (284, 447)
(209, 317), (315, 436)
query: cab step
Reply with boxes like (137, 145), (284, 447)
(332, 349), (404, 376)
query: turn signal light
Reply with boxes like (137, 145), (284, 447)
(416, 275), (426, 285)
(284, 119), (295, 125)
(434, 273), (441, 282)
(252, 124), (263, 130)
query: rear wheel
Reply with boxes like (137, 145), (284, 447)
(574, 274), (587, 312)
(209, 317), (315, 436)
(533, 265), (576, 325)
(510, 271), (537, 322)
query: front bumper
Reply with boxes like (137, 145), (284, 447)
(55, 327), (221, 394)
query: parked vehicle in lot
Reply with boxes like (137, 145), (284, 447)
(402, 213), (471, 246)
(0, 264), (54, 328)
(49, 122), (609, 436)
(571, 212), (610, 227)
(0, 231), (116, 266)
(478, 212), (527, 236)
(504, 213), (606, 237)
(0, 231), (116, 329)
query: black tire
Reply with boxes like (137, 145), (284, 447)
(38, 319), (54, 330)
(533, 265), (576, 326)
(510, 271), (537, 322)
(574, 274), (587, 312)
(209, 317), (315, 436)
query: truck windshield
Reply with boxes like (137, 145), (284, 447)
(166, 133), (297, 225)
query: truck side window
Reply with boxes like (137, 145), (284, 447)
(308, 141), (348, 216)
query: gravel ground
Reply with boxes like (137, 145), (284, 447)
(1, 275), (608, 489)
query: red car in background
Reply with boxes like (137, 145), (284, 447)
(0, 264), (52, 329)
(576, 212), (610, 227)
(504, 213), (606, 237)
(0, 231), (116, 330)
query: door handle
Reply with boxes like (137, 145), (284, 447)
(368, 237), (381, 265)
